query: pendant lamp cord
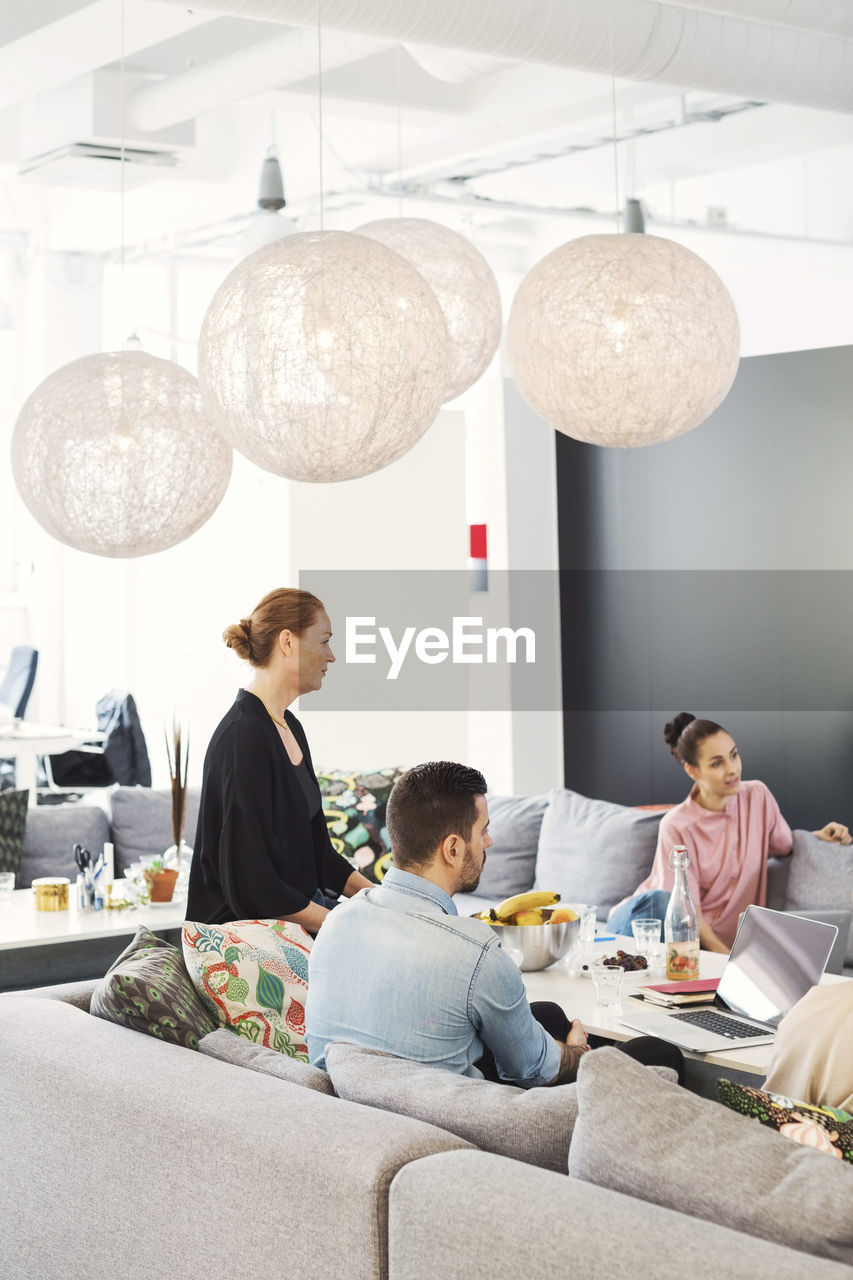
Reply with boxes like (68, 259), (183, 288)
(120, 0), (126, 271)
(395, 44), (403, 219)
(317, 0), (324, 231)
(610, 0), (621, 233)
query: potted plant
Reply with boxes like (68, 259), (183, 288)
(164, 717), (192, 895)
(143, 857), (179, 903)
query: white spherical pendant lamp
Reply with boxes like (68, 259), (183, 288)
(357, 217), (502, 402)
(506, 233), (740, 448)
(11, 352), (233, 557)
(198, 229), (449, 483)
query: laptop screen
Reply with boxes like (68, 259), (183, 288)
(718, 906), (837, 1026)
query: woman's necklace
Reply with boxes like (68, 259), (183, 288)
(260, 699), (290, 732)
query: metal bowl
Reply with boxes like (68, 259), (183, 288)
(486, 911), (580, 972)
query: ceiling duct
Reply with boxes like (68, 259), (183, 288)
(653, 1), (853, 39)
(130, 28), (387, 132)
(146, 0), (853, 114)
(129, 28), (510, 132)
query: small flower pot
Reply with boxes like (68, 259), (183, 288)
(145, 868), (179, 903)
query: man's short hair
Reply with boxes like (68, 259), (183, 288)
(387, 761), (487, 870)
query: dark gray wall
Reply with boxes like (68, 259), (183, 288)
(556, 344), (853, 830)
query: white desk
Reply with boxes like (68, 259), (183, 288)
(0, 723), (103, 805)
(522, 938), (849, 1077)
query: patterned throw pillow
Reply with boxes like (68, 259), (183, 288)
(183, 918), (312, 1059)
(0, 788), (28, 878)
(717, 1079), (853, 1163)
(90, 924), (217, 1050)
(316, 767), (405, 881)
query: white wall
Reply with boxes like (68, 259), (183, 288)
(288, 408), (470, 777)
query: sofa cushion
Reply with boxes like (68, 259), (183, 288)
(785, 830), (853, 964)
(325, 1042), (578, 1174)
(472, 794), (549, 900)
(534, 788), (662, 917)
(109, 785), (201, 876)
(199, 1027), (335, 1094)
(717, 1079), (853, 1163)
(89, 924), (216, 1050)
(569, 1047), (853, 1266)
(19, 800), (111, 888)
(183, 918), (312, 1059)
(389, 1151), (853, 1280)
(316, 767), (404, 880)
(0, 788), (28, 879)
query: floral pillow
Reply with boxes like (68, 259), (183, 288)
(717, 1079), (853, 1163)
(317, 767), (404, 881)
(182, 918), (312, 1059)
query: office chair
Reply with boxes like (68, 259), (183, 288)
(0, 646), (38, 720)
(0, 645), (38, 791)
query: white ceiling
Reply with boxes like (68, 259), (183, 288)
(2, 0), (853, 258)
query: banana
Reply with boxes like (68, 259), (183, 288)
(493, 889), (560, 922)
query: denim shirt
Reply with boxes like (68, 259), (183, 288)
(306, 867), (562, 1088)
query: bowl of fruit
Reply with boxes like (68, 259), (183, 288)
(472, 892), (580, 971)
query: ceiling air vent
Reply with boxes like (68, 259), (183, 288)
(18, 141), (181, 190)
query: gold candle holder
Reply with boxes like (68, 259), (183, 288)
(32, 877), (70, 911)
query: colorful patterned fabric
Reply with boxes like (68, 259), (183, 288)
(89, 924), (217, 1050)
(316, 767), (405, 882)
(717, 1079), (853, 1162)
(0, 788), (28, 878)
(182, 918), (313, 1059)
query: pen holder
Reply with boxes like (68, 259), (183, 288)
(75, 874), (107, 912)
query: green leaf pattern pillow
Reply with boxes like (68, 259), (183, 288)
(183, 918), (313, 1059)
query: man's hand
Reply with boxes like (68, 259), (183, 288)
(813, 822), (852, 845)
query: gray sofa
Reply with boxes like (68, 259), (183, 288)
(1, 981), (851, 1280)
(17, 785), (201, 889)
(453, 789), (853, 970)
(10, 784), (853, 992)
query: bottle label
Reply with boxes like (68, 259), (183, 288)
(666, 940), (700, 981)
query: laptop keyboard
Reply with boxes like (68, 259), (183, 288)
(671, 1009), (766, 1040)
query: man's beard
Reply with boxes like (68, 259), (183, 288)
(458, 843), (484, 894)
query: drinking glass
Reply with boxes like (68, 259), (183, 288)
(0, 870), (14, 906)
(591, 958), (624, 1012)
(632, 917), (663, 972)
(557, 903), (597, 973)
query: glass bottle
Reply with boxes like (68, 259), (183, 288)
(664, 846), (700, 981)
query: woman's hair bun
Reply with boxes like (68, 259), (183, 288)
(222, 618), (253, 661)
(664, 712), (695, 750)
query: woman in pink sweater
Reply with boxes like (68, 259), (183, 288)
(608, 713), (850, 953)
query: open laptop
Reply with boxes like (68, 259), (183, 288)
(618, 906), (838, 1053)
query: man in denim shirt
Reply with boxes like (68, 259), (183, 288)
(307, 761), (587, 1087)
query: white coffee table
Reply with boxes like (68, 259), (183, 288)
(521, 936), (850, 1077)
(0, 886), (187, 949)
(0, 886), (187, 991)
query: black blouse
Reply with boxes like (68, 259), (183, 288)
(186, 689), (352, 924)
